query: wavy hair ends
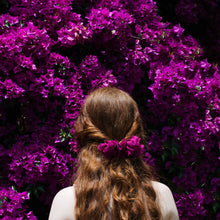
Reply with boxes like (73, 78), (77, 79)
(74, 87), (161, 220)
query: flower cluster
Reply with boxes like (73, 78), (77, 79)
(0, 0), (219, 219)
(98, 136), (144, 158)
(0, 187), (37, 219)
(8, 144), (74, 188)
(175, 190), (206, 218)
(157, 0), (220, 67)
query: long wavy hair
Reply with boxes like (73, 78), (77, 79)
(74, 87), (161, 220)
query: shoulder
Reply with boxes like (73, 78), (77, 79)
(151, 181), (179, 220)
(152, 181), (173, 196)
(48, 186), (76, 220)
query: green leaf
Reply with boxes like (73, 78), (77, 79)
(161, 151), (169, 162)
(11, 185), (17, 192)
(61, 137), (66, 142)
(196, 85), (202, 91)
(196, 47), (201, 55)
(213, 201), (220, 213)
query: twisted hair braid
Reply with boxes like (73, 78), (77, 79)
(74, 87), (161, 220)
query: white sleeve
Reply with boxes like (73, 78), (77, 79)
(152, 181), (179, 220)
(48, 186), (76, 220)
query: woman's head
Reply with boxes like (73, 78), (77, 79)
(74, 87), (160, 220)
(75, 87), (145, 148)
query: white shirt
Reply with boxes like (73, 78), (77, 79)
(48, 181), (179, 220)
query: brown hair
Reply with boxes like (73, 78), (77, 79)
(74, 87), (161, 220)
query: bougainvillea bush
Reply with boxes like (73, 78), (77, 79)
(0, 0), (219, 219)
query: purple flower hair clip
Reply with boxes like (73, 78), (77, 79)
(98, 135), (144, 159)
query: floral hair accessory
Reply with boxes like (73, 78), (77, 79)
(98, 135), (144, 158)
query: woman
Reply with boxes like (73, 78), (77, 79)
(49, 87), (179, 220)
